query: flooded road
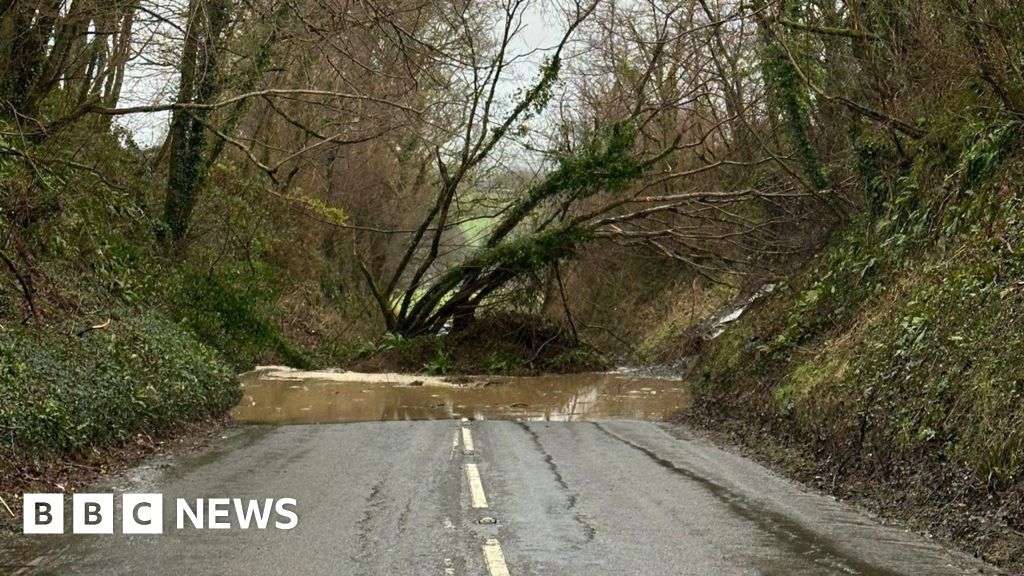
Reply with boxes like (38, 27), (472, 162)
(233, 368), (690, 424)
(2, 370), (996, 576)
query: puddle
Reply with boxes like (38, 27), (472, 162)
(232, 370), (689, 424)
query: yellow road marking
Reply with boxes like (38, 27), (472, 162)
(465, 463), (488, 508)
(482, 538), (510, 576)
(444, 557), (455, 575)
(461, 427), (475, 453)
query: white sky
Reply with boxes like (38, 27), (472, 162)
(116, 1), (565, 149)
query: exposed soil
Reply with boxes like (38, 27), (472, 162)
(679, 408), (1024, 575)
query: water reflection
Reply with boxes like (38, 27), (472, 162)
(232, 371), (689, 424)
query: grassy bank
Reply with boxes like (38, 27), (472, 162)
(685, 120), (1024, 570)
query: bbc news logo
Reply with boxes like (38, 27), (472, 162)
(23, 494), (298, 534)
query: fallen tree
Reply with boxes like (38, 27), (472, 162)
(356, 0), (818, 336)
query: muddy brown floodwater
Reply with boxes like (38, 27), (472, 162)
(232, 368), (689, 424)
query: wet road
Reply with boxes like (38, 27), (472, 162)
(3, 419), (993, 575)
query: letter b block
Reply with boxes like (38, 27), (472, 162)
(73, 494), (114, 534)
(23, 494), (64, 534)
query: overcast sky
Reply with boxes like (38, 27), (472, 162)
(117, 1), (565, 149)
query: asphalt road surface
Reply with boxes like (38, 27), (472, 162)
(3, 420), (995, 575)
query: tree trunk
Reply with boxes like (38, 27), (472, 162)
(163, 0), (232, 249)
(0, 0), (63, 117)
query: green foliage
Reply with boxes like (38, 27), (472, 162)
(769, 221), (893, 352)
(696, 117), (1024, 485)
(0, 313), (239, 458)
(174, 269), (311, 370)
(484, 350), (522, 374)
(773, 118), (1021, 353)
(486, 225), (592, 274)
(555, 122), (644, 193)
(507, 55), (562, 126)
(774, 356), (848, 412)
(0, 116), (325, 475)
(816, 248), (1024, 482)
(289, 193), (346, 226)
(852, 132), (904, 218)
(422, 348), (451, 375)
(395, 118), (648, 336)
(756, 0), (827, 192)
(354, 333), (407, 359)
(637, 319), (682, 361)
(2, 129), (162, 304)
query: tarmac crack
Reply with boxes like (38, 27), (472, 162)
(351, 479), (387, 568)
(516, 421), (596, 543)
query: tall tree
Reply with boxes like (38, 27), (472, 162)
(163, 0), (233, 249)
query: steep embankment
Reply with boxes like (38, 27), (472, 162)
(0, 127), (322, 524)
(0, 260), (242, 529)
(685, 126), (1024, 570)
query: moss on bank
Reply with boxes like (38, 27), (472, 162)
(687, 120), (1024, 570)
